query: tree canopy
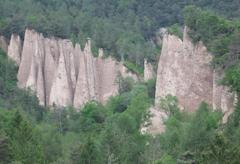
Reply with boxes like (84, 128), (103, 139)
(1, 0), (240, 66)
(0, 1), (240, 163)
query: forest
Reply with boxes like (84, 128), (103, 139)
(0, 0), (240, 66)
(0, 1), (240, 164)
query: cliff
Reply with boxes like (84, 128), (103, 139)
(9, 29), (137, 108)
(3, 26), (234, 119)
(8, 34), (22, 65)
(0, 36), (8, 53)
(155, 27), (235, 120)
(144, 59), (155, 81)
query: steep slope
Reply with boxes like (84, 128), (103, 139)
(8, 34), (22, 65)
(9, 29), (137, 108)
(144, 59), (155, 81)
(155, 27), (235, 119)
(0, 36), (8, 53)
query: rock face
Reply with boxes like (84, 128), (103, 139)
(155, 27), (235, 116)
(7, 34), (22, 65)
(0, 36), (8, 53)
(144, 59), (155, 81)
(16, 29), (137, 108)
(141, 107), (167, 135)
(17, 29), (46, 105)
(73, 40), (99, 108)
(212, 70), (236, 122)
(49, 39), (75, 107)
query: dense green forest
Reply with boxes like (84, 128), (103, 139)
(1, 1), (240, 164)
(0, 0), (240, 66)
(1, 44), (240, 163)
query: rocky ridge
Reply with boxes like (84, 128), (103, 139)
(6, 29), (138, 108)
(144, 59), (155, 81)
(0, 36), (8, 53)
(144, 27), (235, 134)
(155, 27), (235, 120)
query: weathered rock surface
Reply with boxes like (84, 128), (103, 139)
(95, 56), (119, 103)
(73, 40), (99, 108)
(16, 29), (137, 108)
(155, 26), (235, 116)
(144, 59), (155, 81)
(49, 40), (74, 107)
(141, 107), (167, 135)
(44, 38), (60, 106)
(8, 34), (22, 65)
(212, 70), (236, 122)
(0, 36), (8, 53)
(17, 29), (46, 105)
(119, 64), (138, 81)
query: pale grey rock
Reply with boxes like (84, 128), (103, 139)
(84, 39), (98, 100)
(8, 34), (22, 65)
(26, 32), (45, 105)
(63, 40), (77, 96)
(119, 63), (138, 81)
(141, 106), (167, 135)
(213, 70), (235, 123)
(155, 26), (235, 118)
(95, 55), (119, 103)
(16, 29), (138, 108)
(36, 62), (45, 106)
(74, 43), (102, 108)
(18, 29), (37, 88)
(49, 40), (75, 107)
(73, 47), (138, 108)
(73, 46), (89, 108)
(18, 29), (46, 105)
(144, 59), (155, 81)
(98, 48), (104, 58)
(44, 38), (60, 105)
(156, 28), (168, 46)
(74, 44), (82, 79)
(0, 36), (8, 53)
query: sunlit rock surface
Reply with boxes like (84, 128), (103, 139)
(0, 36), (8, 53)
(7, 34), (22, 65)
(155, 26), (235, 119)
(144, 59), (155, 81)
(16, 29), (137, 108)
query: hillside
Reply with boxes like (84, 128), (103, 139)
(0, 1), (240, 164)
(0, 0), (240, 66)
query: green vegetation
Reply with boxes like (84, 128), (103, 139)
(183, 5), (240, 101)
(1, 0), (240, 67)
(1, 2), (240, 164)
(0, 48), (152, 163)
(152, 97), (240, 163)
(1, 40), (240, 162)
(183, 5), (240, 68)
(124, 61), (144, 76)
(167, 24), (183, 39)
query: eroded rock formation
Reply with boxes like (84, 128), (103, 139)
(0, 36), (8, 53)
(141, 107), (167, 135)
(14, 29), (137, 108)
(155, 27), (235, 118)
(144, 59), (155, 81)
(213, 70), (236, 122)
(8, 34), (22, 65)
